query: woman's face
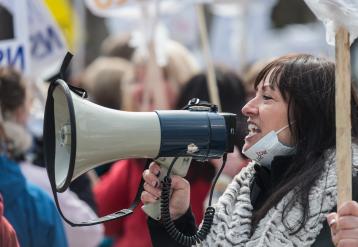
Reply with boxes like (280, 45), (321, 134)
(126, 64), (178, 111)
(241, 74), (293, 151)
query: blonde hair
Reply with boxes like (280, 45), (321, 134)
(81, 57), (134, 110)
(100, 33), (134, 61)
(132, 40), (199, 94)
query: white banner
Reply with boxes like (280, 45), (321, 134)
(27, 0), (68, 79)
(0, 0), (30, 74)
(304, 0), (358, 46)
(0, 0), (67, 79)
(85, 0), (212, 18)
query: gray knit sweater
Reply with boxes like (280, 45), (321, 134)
(201, 144), (358, 247)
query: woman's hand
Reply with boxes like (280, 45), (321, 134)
(141, 162), (190, 220)
(327, 201), (358, 247)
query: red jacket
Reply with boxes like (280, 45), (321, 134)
(93, 159), (214, 247)
(94, 159), (151, 247)
(0, 195), (19, 247)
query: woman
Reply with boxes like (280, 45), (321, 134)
(141, 54), (358, 246)
(127, 39), (199, 112)
(0, 67), (105, 247)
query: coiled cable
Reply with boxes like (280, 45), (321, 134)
(160, 154), (228, 246)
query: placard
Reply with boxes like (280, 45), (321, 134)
(0, 0), (30, 74)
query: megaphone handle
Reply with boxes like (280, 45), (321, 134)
(142, 157), (192, 220)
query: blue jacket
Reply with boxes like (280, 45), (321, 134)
(0, 155), (68, 247)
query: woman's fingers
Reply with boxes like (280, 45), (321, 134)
(141, 162), (162, 205)
(171, 175), (190, 191)
(335, 228), (358, 240)
(338, 201), (358, 217)
(169, 175), (190, 220)
(148, 162), (161, 176)
(327, 212), (338, 236)
(143, 182), (161, 199)
(329, 201), (358, 246)
(141, 191), (158, 204)
(337, 215), (358, 230)
(333, 229), (358, 247)
(143, 164), (160, 188)
(337, 239), (358, 247)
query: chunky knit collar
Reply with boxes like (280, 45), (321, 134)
(200, 144), (358, 247)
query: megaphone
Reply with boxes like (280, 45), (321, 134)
(44, 79), (236, 192)
(44, 78), (236, 230)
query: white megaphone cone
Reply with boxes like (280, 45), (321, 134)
(48, 79), (161, 192)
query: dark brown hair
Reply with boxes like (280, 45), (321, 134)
(0, 67), (26, 154)
(251, 54), (358, 233)
(0, 68), (26, 116)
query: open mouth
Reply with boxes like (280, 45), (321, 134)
(247, 123), (261, 138)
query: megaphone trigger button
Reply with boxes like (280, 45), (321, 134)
(187, 143), (199, 154)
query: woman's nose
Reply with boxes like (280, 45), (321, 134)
(241, 98), (258, 117)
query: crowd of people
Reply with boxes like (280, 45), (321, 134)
(1, 27), (358, 247)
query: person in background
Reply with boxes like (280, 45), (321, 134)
(141, 54), (358, 246)
(93, 40), (199, 247)
(0, 193), (19, 247)
(81, 56), (134, 112)
(2, 67), (105, 247)
(127, 39), (199, 112)
(174, 68), (249, 223)
(20, 163), (104, 247)
(0, 67), (68, 247)
(100, 33), (135, 61)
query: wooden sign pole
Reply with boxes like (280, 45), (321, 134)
(335, 26), (352, 207)
(196, 4), (221, 111)
(139, 2), (168, 111)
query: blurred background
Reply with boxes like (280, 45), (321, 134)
(3, 0), (358, 85)
(1, 1), (358, 247)
(70, 0), (332, 76)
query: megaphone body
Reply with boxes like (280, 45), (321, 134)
(44, 79), (236, 221)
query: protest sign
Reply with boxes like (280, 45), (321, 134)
(305, 0), (358, 46)
(27, 0), (68, 79)
(85, 0), (212, 18)
(0, 0), (68, 79)
(0, 0), (30, 74)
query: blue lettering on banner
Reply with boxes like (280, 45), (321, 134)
(30, 26), (63, 59)
(0, 46), (25, 71)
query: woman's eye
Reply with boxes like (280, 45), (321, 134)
(263, 95), (273, 100)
